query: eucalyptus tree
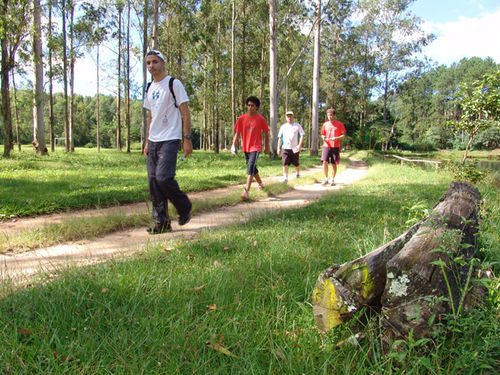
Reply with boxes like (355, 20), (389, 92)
(78, 1), (110, 152)
(372, 0), (432, 121)
(46, 0), (56, 152)
(32, 0), (47, 154)
(0, 0), (30, 157)
(115, 0), (123, 150)
(269, 0), (278, 155)
(310, 0), (321, 155)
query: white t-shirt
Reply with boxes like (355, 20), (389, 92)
(278, 122), (305, 153)
(143, 75), (189, 142)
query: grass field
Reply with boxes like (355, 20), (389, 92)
(0, 148), (321, 218)
(0, 152), (498, 374)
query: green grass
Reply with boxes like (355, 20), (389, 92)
(1, 154), (498, 373)
(0, 148), (321, 218)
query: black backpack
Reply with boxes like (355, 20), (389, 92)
(145, 77), (179, 108)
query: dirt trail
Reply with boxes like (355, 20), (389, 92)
(0, 160), (368, 282)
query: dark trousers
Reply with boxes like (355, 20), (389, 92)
(147, 140), (191, 225)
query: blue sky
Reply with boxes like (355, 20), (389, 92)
(409, 0), (500, 66)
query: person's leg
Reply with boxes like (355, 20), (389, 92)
(330, 147), (340, 185)
(282, 165), (289, 182)
(146, 141), (171, 233)
(155, 140), (192, 223)
(321, 147), (330, 184)
(322, 161), (329, 184)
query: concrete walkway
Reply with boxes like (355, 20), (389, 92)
(0, 160), (368, 283)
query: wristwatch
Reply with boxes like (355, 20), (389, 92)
(185, 134), (191, 140)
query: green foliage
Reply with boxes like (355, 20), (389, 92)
(445, 161), (488, 184)
(447, 70), (500, 163)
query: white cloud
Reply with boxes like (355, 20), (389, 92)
(422, 8), (500, 66)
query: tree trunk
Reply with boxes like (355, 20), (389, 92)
(231, 0), (236, 127)
(310, 0), (321, 156)
(116, 2), (122, 151)
(1, 39), (13, 157)
(48, 0), (55, 152)
(152, 0), (159, 49)
(32, 0), (46, 155)
(313, 182), (482, 340)
(269, 0), (278, 157)
(69, 0), (75, 151)
(11, 70), (21, 152)
(141, 0), (148, 152)
(125, 0), (131, 153)
(62, 0), (70, 152)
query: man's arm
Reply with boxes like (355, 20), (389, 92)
(298, 133), (305, 152)
(143, 111), (152, 156)
(179, 102), (193, 158)
(264, 131), (270, 155)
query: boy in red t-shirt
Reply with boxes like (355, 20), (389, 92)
(320, 108), (346, 186)
(231, 96), (270, 199)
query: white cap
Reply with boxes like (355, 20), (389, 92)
(146, 50), (165, 61)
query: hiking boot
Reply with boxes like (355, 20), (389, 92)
(178, 213), (191, 226)
(241, 189), (249, 199)
(147, 221), (172, 235)
(321, 178), (329, 186)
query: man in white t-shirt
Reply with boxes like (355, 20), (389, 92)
(277, 111), (305, 183)
(143, 50), (192, 234)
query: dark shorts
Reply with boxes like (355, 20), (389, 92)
(282, 149), (299, 167)
(245, 151), (260, 176)
(321, 147), (340, 165)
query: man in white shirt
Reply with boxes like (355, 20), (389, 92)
(277, 111), (305, 183)
(143, 50), (192, 234)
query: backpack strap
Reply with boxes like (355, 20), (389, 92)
(145, 78), (179, 109)
(169, 77), (179, 108)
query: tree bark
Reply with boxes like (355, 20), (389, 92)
(32, 0), (47, 155)
(310, 0), (321, 156)
(313, 182), (482, 340)
(269, 0), (278, 156)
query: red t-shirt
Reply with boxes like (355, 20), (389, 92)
(321, 120), (346, 148)
(234, 113), (269, 152)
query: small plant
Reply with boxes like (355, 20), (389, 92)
(445, 160), (488, 184)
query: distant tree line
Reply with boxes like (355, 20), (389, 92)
(1, 0), (498, 157)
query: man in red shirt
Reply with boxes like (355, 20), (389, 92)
(231, 96), (270, 199)
(320, 108), (346, 186)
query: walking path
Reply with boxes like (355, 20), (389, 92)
(0, 160), (368, 283)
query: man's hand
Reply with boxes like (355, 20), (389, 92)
(231, 144), (237, 155)
(183, 139), (193, 159)
(143, 142), (148, 156)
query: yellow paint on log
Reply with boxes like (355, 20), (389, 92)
(312, 277), (347, 330)
(343, 262), (376, 301)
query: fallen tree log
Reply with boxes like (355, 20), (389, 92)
(312, 181), (482, 338)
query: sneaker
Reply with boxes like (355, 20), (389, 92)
(178, 213), (191, 226)
(257, 183), (264, 190)
(147, 221), (172, 235)
(281, 177), (288, 184)
(241, 189), (249, 199)
(330, 179), (335, 186)
(295, 173), (300, 178)
(321, 178), (329, 186)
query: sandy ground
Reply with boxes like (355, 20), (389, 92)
(0, 160), (368, 283)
